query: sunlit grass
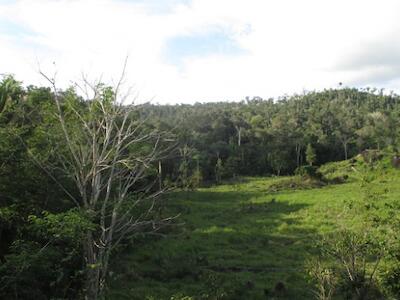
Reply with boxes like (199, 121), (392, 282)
(109, 157), (400, 299)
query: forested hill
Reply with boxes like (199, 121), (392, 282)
(1, 78), (399, 187)
(138, 88), (400, 185)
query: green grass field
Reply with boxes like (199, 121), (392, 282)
(109, 154), (400, 299)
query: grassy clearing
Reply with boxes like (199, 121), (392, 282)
(109, 155), (400, 299)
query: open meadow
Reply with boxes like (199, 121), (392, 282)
(109, 154), (400, 299)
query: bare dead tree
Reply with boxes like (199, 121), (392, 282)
(39, 67), (176, 299)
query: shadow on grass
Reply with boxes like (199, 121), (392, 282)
(109, 189), (319, 300)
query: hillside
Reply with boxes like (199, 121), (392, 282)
(109, 152), (400, 299)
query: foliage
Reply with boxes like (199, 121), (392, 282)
(139, 88), (400, 182)
(0, 75), (23, 115)
(294, 165), (319, 178)
(0, 211), (89, 299)
(317, 230), (384, 299)
(307, 259), (336, 300)
(267, 176), (325, 192)
(28, 209), (95, 241)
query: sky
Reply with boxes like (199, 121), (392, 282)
(1, 0), (400, 103)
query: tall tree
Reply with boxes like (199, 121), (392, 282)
(39, 75), (175, 299)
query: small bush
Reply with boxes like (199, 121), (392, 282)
(310, 230), (385, 300)
(294, 165), (319, 178)
(267, 176), (325, 192)
(307, 259), (336, 300)
(391, 155), (400, 169)
(361, 149), (383, 165)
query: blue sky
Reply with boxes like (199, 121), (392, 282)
(0, 18), (34, 36)
(118, 0), (191, 14)
(1, 0), (400, 103)
(164, 28), (248, 66)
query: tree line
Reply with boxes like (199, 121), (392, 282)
(143, 88), (400, 187)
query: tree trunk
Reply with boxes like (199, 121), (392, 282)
(158, 160), (162, 191)
(84, 232), (101, 300)
(235, 126), (242, 147)
(295, 144), (302, 167)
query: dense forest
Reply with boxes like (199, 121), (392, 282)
(146, 87), (399, 184)
(1, 74), (400, 299)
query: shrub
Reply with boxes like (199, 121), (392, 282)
(267, 176), (325, 192)
(391, 155), (400, 169)
(361, 149), (383, 165)
(307, 259), (336, 300)
(294, 165), (318, 178)
(310, 230), (385, 300)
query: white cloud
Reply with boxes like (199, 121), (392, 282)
(1, 0), (400, 103)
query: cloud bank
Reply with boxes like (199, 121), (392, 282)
(1, 0), (400, 103)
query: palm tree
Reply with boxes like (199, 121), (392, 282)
(0, 75), (21, 114)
